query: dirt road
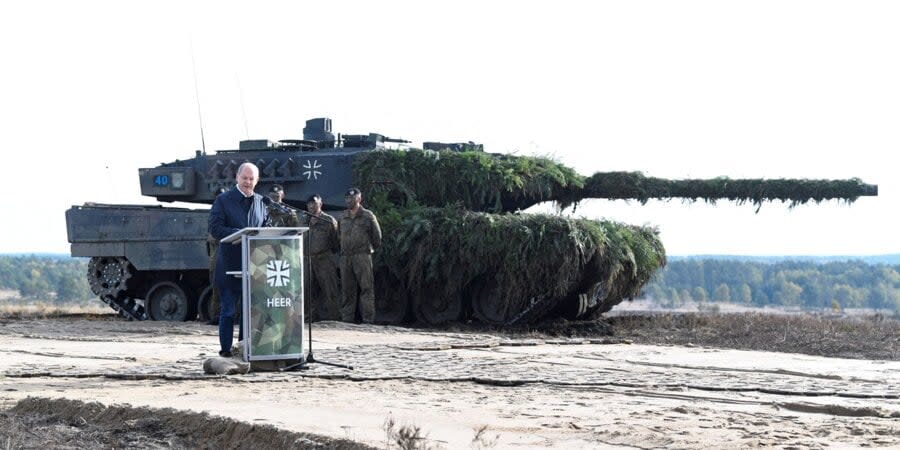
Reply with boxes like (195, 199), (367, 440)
(1, 317), (897, 448)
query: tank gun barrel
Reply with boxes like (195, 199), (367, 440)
(561, 172), (878, 208)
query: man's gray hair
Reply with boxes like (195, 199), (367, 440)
(236, 162), (259, 179)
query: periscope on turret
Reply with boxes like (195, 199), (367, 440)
(65, 118), (878, 324)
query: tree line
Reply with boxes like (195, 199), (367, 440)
(2, 254), (899, 314)
(643, 259), (900, 314)
(0, 255), (92, 301)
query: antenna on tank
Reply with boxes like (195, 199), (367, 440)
(190, 39), (207, 154)
(236, 74), (250, 139)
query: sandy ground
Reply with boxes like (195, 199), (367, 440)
(0, 317), (897, 449)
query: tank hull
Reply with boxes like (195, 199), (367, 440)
(66, 204), (210, 321)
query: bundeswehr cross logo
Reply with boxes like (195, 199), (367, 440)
(302, 160), (322, 180)
(266, 260), (291, 287)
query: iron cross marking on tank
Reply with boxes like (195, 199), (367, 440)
(303, 160), (322, 180)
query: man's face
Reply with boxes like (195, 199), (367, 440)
(307, 198), (322, 215)
(236, 167), (258, 193)
(345, 194), (361, 209)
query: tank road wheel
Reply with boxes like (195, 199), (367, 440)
(146, 281), (191, 321)
(471, 297), (509, 325)
(470, 281), (563, 326)
(374, 271), (408, 324)
(375, 292), (408, 324)
(412, 283), (463, 325)
(87, 257), (133, 298)
(469, 279), (509, 325)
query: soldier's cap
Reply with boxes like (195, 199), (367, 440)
(269, 184), (284, 193)
(307, 194), (322, 203)
(345, 187), (361, 197)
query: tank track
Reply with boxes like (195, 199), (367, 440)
(505, 296), (563, 326)
(87, 257), (133, 298)
(505, 282), (606, 326)
(98, 294), (147, 321)
(87, 257), (147, 321)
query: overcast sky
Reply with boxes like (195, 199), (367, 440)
(0, 1), (897, 256)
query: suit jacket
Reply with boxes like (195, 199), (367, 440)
(208, 186), (268, 289)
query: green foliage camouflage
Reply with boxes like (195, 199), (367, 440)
(353, 151), (668, 324)
(570, 172), (877, 209)
(354, 149), (582, 213)
(350, 149), (877, 323)
(354, 150), (876, 212)
(371, 207), (665, 324)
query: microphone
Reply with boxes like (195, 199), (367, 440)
(264, 195), (327, 220)
(263, 196), (296, 215)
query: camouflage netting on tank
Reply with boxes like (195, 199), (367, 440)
(354, 150), (876, 212)
(354, 149), (582, 213)
(370, 206), (665, 325)
(562, 172), (877, 209)
(352, 149), (872, 323)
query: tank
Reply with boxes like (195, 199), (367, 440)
(65, 118), (878, 324)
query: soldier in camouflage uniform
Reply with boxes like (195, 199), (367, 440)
(299, 194), (341, 321)
(339, 187), (382, 323)
(266, 184), (299, 227)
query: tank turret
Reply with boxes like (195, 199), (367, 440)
(136, 118), (415, 210)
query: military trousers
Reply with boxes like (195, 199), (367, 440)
(340, 253), (375, 323)
(308, 253), (341, 321)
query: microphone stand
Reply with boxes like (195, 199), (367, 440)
(280, 205), (353, 372)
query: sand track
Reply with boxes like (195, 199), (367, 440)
(1, 318), (898, 448)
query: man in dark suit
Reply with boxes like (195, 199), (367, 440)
(208, 162), (269, 357)
(205, 187), (229, 325)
